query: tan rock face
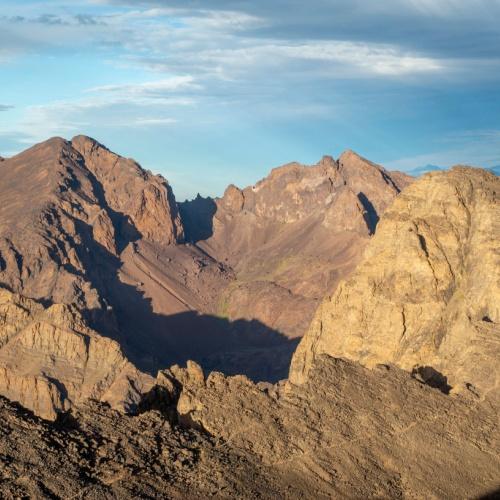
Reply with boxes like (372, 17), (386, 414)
(137, 356), (498, 499)
(290, 167), (500, 397)
(0, 288), (153, 420)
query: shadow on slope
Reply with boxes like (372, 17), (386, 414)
(103, 273), (298, 383)
(179, 195), (217, 243)
(476, 489), (500, 500)
(357, 192), (379, 235)
(43, 161), (294, 383)
(68, 211), (294, 383)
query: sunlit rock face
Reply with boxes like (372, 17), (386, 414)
(0, 288), (154, 420)
(290, 167), (500, 399)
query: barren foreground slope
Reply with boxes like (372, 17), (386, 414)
(0, 356), (498, 499)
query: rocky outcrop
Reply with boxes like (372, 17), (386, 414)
(181, 152), (412, 339)
(149, 355), (500, 498)
(0, 288), (153, 420)
(290, 167), (500, 397)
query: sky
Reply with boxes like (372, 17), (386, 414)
(1, 0), (500, 200)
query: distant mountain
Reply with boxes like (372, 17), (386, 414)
(407, 164), (444, 175)
(180, 150), (412, 341)
(409, 163), (499, 176)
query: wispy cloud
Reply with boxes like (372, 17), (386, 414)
(132, 117), (177, 126)
(88, 75), (201, 95)
(174, 42), (443, 78)
(0, 13), (106, 26)
(0, 105), (14, 111)
(0, 93), (189, 143)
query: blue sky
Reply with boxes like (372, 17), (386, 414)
(1, 0), (500, 200)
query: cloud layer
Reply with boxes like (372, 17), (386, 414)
(1, 0), (499, 198)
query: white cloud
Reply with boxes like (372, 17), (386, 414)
(407, 0), (488, 17)
(0, 92), (191, 144)
(243, 42), (443, 76)
(132, 40), (445, 83)
(132, 117), (177, 126)
(0, 47), (19, 63)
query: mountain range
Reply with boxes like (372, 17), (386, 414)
(0, 136), (498, 498)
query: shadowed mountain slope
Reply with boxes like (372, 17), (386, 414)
(3, 137), (411, 417)
(0, 136), (409, 412)
(0, 137), (412, 420)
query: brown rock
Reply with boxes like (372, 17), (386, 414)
(0, 136), (184, 309)
(0, 354), (498, 498)
(181, 151), (412, 340)
(221, 184), (244, 213)
(71, 135), (183, 245)
(164, 355), (498, 498)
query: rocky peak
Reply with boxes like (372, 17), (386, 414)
(71, 135), (183, 245)
(338, 149), (412, 190)
(318, 154), (336, 168)
(0, 135), (185, 312)
(213, 153), (409, 231)
(290, 167), (500, 397)
(221, 184), (244, 213)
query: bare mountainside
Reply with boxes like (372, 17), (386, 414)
(0, 152), (498, 498)
(180, 151), (412, 339)
(0, 356), (498, 499)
